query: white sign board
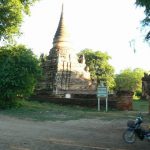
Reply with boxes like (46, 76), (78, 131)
(97, 86), (108, 112)
(97, 86), (108, 97)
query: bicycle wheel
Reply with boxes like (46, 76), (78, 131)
(123, 129), (136, 144)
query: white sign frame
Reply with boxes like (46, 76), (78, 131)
(97, 86), (108, 112)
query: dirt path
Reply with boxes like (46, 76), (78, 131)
(0, 115), (149, 150)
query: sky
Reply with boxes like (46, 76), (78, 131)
(18, 0), (150, 73)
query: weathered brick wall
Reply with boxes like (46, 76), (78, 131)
(142, 73), (150, 99)
(30, 94), (117, 109)
(116, 91), (133, 110)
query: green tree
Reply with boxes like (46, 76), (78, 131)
(0, 45), (41, 108)
(78, 49), (115, 90)
(115, 68), (144, 96)
(135, 0), (150, 42)
(0, 0), (39, 42)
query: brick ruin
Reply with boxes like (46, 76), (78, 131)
(142, 73), (150, 113)
(142, 73), (150, 99)
(36, 5), (96, 96)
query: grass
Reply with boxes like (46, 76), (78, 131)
(0, 100), (97, 121)
(0, 99), (149, 122)
(133, 99), (149, 112)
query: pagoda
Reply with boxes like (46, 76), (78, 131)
(37, 5), (96, 96)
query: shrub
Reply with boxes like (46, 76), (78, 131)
(0, 45), (41, 108)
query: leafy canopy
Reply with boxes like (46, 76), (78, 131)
(0, 45), (41, 108)
(115, 68), (144, 95)
(0, 0), (39, 42)
(78, 49), (115, 90)
(135, 0), (150, 42)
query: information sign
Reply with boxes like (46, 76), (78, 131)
(97, 85), (108, 112)
(97, 86), (107, 97)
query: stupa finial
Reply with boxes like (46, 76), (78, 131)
(53, 1), (70, 48)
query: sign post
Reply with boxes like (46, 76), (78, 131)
(98, 97), (100, 111)
(97, 83), (108, 112)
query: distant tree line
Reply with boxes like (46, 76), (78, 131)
(78, 49), (145, 98)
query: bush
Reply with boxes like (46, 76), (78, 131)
(115, 68), (144, 94)
(0, 45), (41, 108)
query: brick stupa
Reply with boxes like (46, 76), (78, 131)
(37, 5), (96, 96)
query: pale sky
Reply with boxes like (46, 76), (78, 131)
(18, 0), (150, 73)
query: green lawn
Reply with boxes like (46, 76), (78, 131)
(0, 99), (149, 122)
(133, 100), (149, 112)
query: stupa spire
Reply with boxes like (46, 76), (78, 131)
(53, 3), (70, 48)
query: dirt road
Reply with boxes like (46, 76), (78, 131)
(0, 115), (149, 150)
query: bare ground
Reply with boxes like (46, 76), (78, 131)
(0, 115), (149, 150)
